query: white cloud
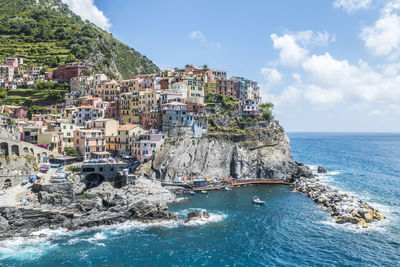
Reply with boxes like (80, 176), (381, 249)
(333, 0), (373, 13)
(303, 85), (344, 104)
(270, 33), (309, 66)
(266, 51), (400, 107)
(62, 0), (111, 31)
(294, 30), (336, 46)
(360, 1), (400, 58)
(301, 52), (400, 103)
(189, 31), (207, 43)
(270, 31), (335, 66)
(260, 67), (283, 88)
(189, 31), (221, 48)
(261, 86), (302, 110)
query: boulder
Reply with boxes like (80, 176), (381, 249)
(317, 166), (328, 173)
(184, 211), (210, 223)
(0, 216), (9, 231)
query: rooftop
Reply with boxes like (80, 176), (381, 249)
(118, 124), (140, 131)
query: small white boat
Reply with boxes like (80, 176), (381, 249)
(201, 190), (208, 194)
(252, 196), (265, 205)
(225, 187), (232, 191)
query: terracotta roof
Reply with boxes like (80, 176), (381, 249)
(78, 105), (97, 109)
(118, 124), (139, 131)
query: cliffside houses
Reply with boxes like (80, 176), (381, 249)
(0, 59), (262, 161)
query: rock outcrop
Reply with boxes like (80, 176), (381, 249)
(141, 119), (309, 182)
(294, 176), (385, 228)
(317, 166), (328, 174)
(184, 211), (210, 223)
(0, 179), (178, 240)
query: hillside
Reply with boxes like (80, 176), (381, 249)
(0, 0), (159, 79)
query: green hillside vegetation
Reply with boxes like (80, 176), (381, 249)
(0, 81), (68, 107)
(0, 0), (159, 79)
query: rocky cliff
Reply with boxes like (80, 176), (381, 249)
(138, 100), (311, 182)
(0, 179), (178, 240)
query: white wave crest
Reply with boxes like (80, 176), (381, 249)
(183, 213), (227, 227)
(319, 218), (388, 234)
(0, 237), (56, 261)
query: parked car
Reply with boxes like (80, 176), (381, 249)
(40, 165), (49, 173)
(21, 178), (29, 185)
(50, 163), (61, 168)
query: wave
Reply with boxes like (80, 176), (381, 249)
(183, 213), (227, 227)
(319, 217), (389, 234)
(0, 237), (57, 261)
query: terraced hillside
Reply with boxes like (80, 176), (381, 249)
(0, 0), (159, 79)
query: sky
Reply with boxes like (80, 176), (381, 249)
(61, 0), (400, 132)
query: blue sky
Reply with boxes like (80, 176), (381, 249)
(62, 0), (400, 132)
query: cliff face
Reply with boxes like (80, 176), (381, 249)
(144, 121), (305, 182)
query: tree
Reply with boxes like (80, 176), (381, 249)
(64, 146), (79, 157)
(0, 87), (7, 99)
(82, 68), (91, 76)
(259, 102), (274, 121)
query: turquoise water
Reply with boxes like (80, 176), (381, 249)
(1, 133), (400, 266)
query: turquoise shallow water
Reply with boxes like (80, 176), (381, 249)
(1, 133), (400, 266)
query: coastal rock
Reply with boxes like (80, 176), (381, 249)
(293, 176), (384, 227)
(33, 183), (74, 206)
(0, 178), (178, 240)
(141, 123), (307, 182)
(317, 166), (328, 173)
(184, 211), (210, 223)
(0, 216), (9, 231)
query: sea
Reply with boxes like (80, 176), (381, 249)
(0, 133), (399, 266)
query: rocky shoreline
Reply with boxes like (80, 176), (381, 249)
(293, 174), (385, 228)
(0, 179), (178, 240)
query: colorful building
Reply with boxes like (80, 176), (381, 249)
(238, 99), (260, 117)
(117, 124), (144, 156)
(73, 129), (107, 160)
(132, 131), (166, 162)
(205, 80), (216, 95)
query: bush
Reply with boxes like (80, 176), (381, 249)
(208, 118), (217, 128)
(64, 146), (79, 157)
(259, 102), (274, 122)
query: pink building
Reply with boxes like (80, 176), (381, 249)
(84, 97), (107, 109)
(132, 131), (166, 162)
(136, 77), (154, 91)
(73, 129), (107, 160)
(3, 105), (28, 119)
(53, 63), (92, 81)
(238, 99), (260, 117)
(4, 58), (20, 68)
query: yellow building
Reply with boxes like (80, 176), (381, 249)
(117, 124), (144, 156)
(120, 92), (140, 124)
(120, 79), (138, 93)
(96, 80), (120, 101)
(58, 122), (80, 147)
(37, 132), (64, 153)
(205, 80), (216, 95)
(139, 89), (159, 113)
(106, 135), (118, 156)
(183, 76), (205, 104)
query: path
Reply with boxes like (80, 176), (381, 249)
(0, 167), (57, 207)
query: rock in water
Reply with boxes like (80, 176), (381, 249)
(184, 211), (210, 223)
(317, 166), (328, 173)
